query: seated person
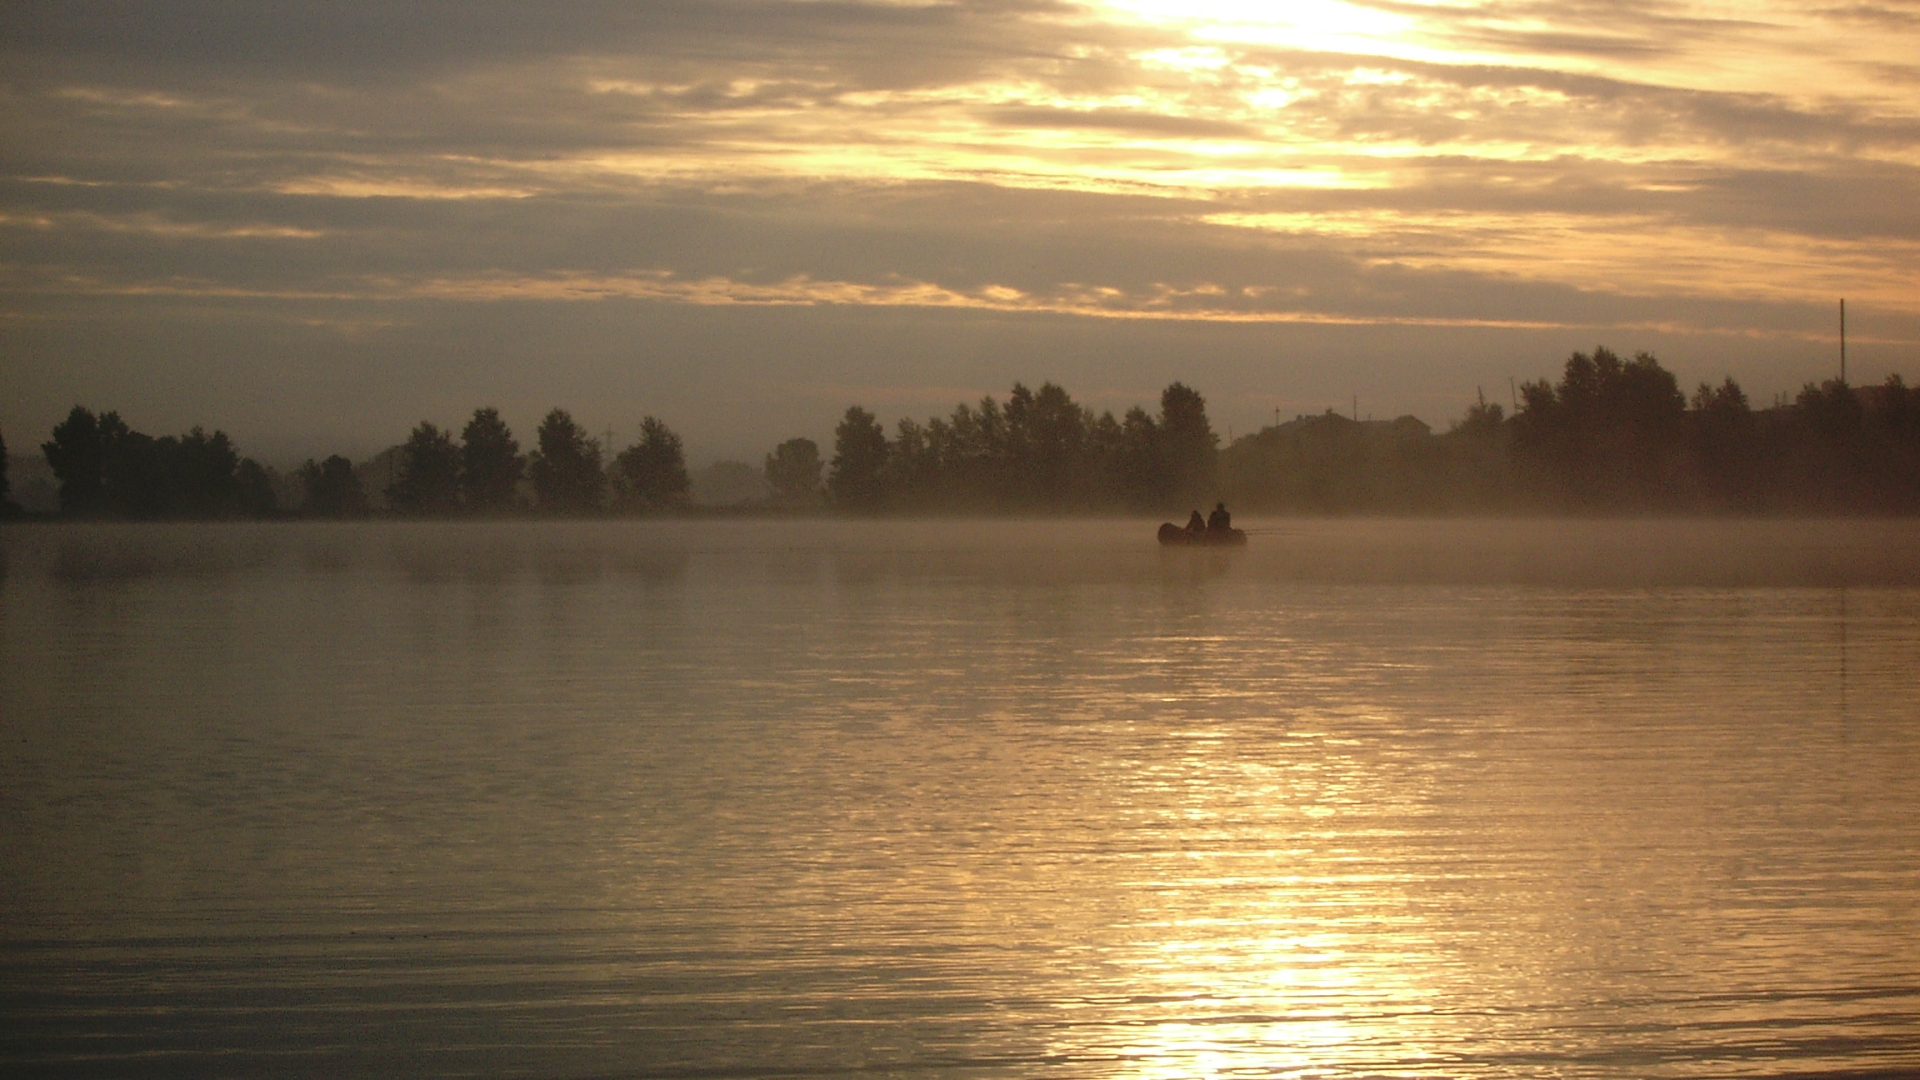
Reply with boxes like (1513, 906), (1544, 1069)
(1186, 510), (1206, 534)
(1207, 502), (1232, 533)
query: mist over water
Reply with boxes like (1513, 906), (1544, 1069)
(3, 519), (1918, 1078)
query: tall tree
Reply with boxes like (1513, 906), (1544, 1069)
(1515, 347), (1686, 507)
(1157, 382), (1218, 510)
(460, 407), (523, 513)
(389, 421), (462, 514)
(97, 413), (167, 518)
(298, 455), (368, 517)
(614, 416), (691, 512)
(42, 406), (109, 516)
(764, 437), (824, 508)
(0, 426), (15, 516)
(1113, 406), (1160, 511)
(168, 427), (242, 518)
(235, 458), (278, 517)
(529, 408), (604, 514)
(829, 406), (888, 510)
(44, 407), (267, 519)
(1022, 382), (1091, 507)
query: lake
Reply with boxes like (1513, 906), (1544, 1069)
(2, 518), (1917, 1078)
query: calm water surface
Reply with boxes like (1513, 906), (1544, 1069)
(2, 519), (1917, 1078)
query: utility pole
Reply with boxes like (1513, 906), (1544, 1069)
(1840, 298), (1847, 384)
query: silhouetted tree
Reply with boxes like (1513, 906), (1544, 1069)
(1688, 377), (1756, 509)
(1874, 375), (1920, 510)
(1005, 382), (1092, 507)
(880, 418), (939, 510)
(691, 460), (767, 506)
(614, 416), (691, 512)
(166, 427), (243, 517)
(529, 408), (604, 514)
(1085, 409), (1127, 506)
(764, 437), (824, 508)
(388, 421), (462, 514)
(1451, 391), (1504, 437)
(1514, 347), (1686, 508)
(235, 458), (278, 516)
(1786, 379), (1870, 509)
(298, 455), (368, 517)
(43, 406), (110, 516)
(936, 396), (1008, 507)
(42, 406), (267, 518)
(460, 407), (524, 514)
(1114, 406), (1160, 511)
(829, 406), (888, 510)
(1433, 390), (1513, 511)
(1221, 409), (1442, 513)
(98, 414), (170, 518)
(1157, 382), (1219, 510)
(0, 426), (16, 516)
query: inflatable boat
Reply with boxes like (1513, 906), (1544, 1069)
(1158, 522), (1248, 546)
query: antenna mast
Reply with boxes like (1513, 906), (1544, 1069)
(1840, 298), (1847, 384)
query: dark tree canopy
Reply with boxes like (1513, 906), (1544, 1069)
(1003, 382), (1093, 507)
(234, 458), (278, 517)
(614, 416), (691, 512)
(765, 437), (824, 508)
(43, 406), (109, 516)
(829, 406), (888, 511)
(806, 382), (1222, 514)
(29, 354), (1920, 521)
(529, 408), (604, 514)
(42, 406), (268, 518)
(461, 407), (524, 513)
(0, 426), (15, 516)
(388, 421), (462, 514)
(1157, 382), (1219, 510)
(298, 455), (368, 517)
(1514, 347), (1687, 508)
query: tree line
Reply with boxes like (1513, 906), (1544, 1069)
(10, 348), (1917, 519)
(1219, 348), (1920, 515)
(816, 382), (1220, 514)
(24, 405), (694, 519)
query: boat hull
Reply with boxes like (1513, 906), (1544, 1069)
(1158, 522), (1248, 546)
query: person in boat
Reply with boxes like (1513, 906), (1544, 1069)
(1207, 502), (1232, 534)
(1185, 510), (1206, 535)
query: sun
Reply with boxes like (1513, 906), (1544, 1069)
(1095, 0), (1418, 56)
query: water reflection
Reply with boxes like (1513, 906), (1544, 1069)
(1, 519), (1917, 1077)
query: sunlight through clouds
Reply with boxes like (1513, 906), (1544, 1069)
(3, 0), (1919, 452)
(1102, 0), (1420, 57)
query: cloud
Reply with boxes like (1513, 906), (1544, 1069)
(3, 0), (1918, 458)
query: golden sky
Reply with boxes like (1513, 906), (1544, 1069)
(4, 0), (1918, 459)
